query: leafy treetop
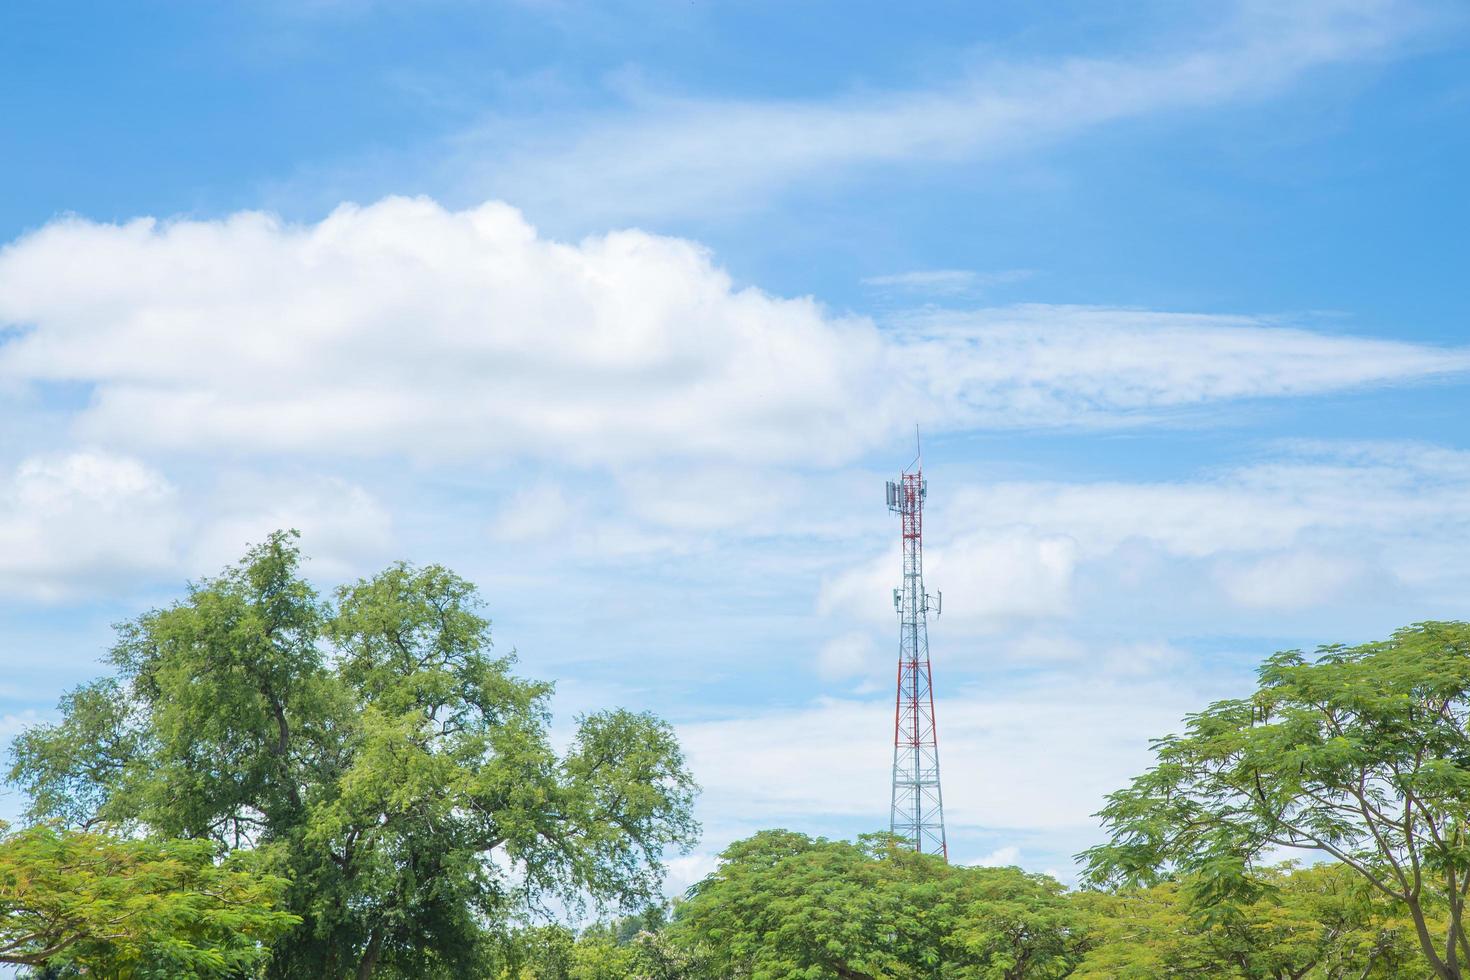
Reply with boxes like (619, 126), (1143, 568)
(9, 531), (699, 980)
(1082, 621), (1470, 980)
(0, 821), (295, 977)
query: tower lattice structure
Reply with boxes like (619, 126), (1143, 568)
(886, 461), (947, 858)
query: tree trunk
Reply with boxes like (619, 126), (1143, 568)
(1452, 907), (1466, 980)
(266, 694), (303, 810)
(1406, 895), (1460, 980)
(356, 927), (384, 980)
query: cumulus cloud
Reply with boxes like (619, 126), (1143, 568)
(0, 451), (181, 599)
(2, 199), (1465, 470)
(184, 472), (394, 580)
(0, 198), (894, 466)
(974, 845), (1023, 869)
(0, 451), (390, 599)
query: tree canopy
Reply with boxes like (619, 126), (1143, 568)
(1083, 621), (1470, 980)
(1072, 862), (1420, 979)
(492, 832), (1433, 979)
(672, 830), (1085, 979)
(8, 531), (698, 979)
(0, 821), (294, 976)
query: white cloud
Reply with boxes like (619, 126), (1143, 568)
(1096, 641), (1185, 678)
(0, 710), (47, 745)
(954, 442), (1470, 568)
(0, 199), (894, 467)
(941, 443), (1470, 619)
(813, 441), (1470, 645)
(616, 466), (798, 532)
(864, 270), (985, 293)
(1, 200), (1465, 473)
(662, 852), (719, 897)
(678, 674), (1201, 835)
(184, 472), (394, 580)
(999, 633), (1184, 677)
(488, 481), (576, 543)
(861, 269), (1034, 297)
(439, 0), (1441, 222)
(974, 845), (1023, 868)
(0, 451), (390, 599)
(816, 632), (882, 681)
(1213, 550), (1367, 610)
(899, 306), (1470, 427)
(0, 451), (181, 599)
(820, 529), (1078, 630)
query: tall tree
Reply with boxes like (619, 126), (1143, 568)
(1082, 621), (1470, 980)
(9, 532), (699, 979)
(0, 822), (294, 976)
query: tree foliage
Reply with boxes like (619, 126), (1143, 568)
(486, 843), (1439, 980)
(8, 531), (698, 979)
(0, 821), (294, 976)
(487, 912), (698, 980)
(1073, 863), (1420, 979)
(672, 830), (1085, 979)
(1083, 621), (1470, 980)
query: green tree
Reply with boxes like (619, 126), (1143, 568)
(621, 927), (703, 980)
(1073, 863), (1420, 978)
(487, 921), (695, 980)
(673, 830), (1084, 979)
(572, 909), (698, 980)
(492, 924), (577, 979)
(0, 821), (294, 976)
(9, 532), (698, 979)
(1082, 621), (1470, 980)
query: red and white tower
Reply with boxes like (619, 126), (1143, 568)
(886, 445), (947, 858)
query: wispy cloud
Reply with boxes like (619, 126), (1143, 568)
(678, 671), (1205, 840)
(821, 441), (1470, 639)
(427, 0), (1442, 223)
(895, 305), (1470, 427)
(861, 269), (1035, 297)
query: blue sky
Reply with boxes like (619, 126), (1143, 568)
(1, 0), (1468, 888)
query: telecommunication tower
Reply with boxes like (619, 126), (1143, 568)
(886, 439), (947, 858)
